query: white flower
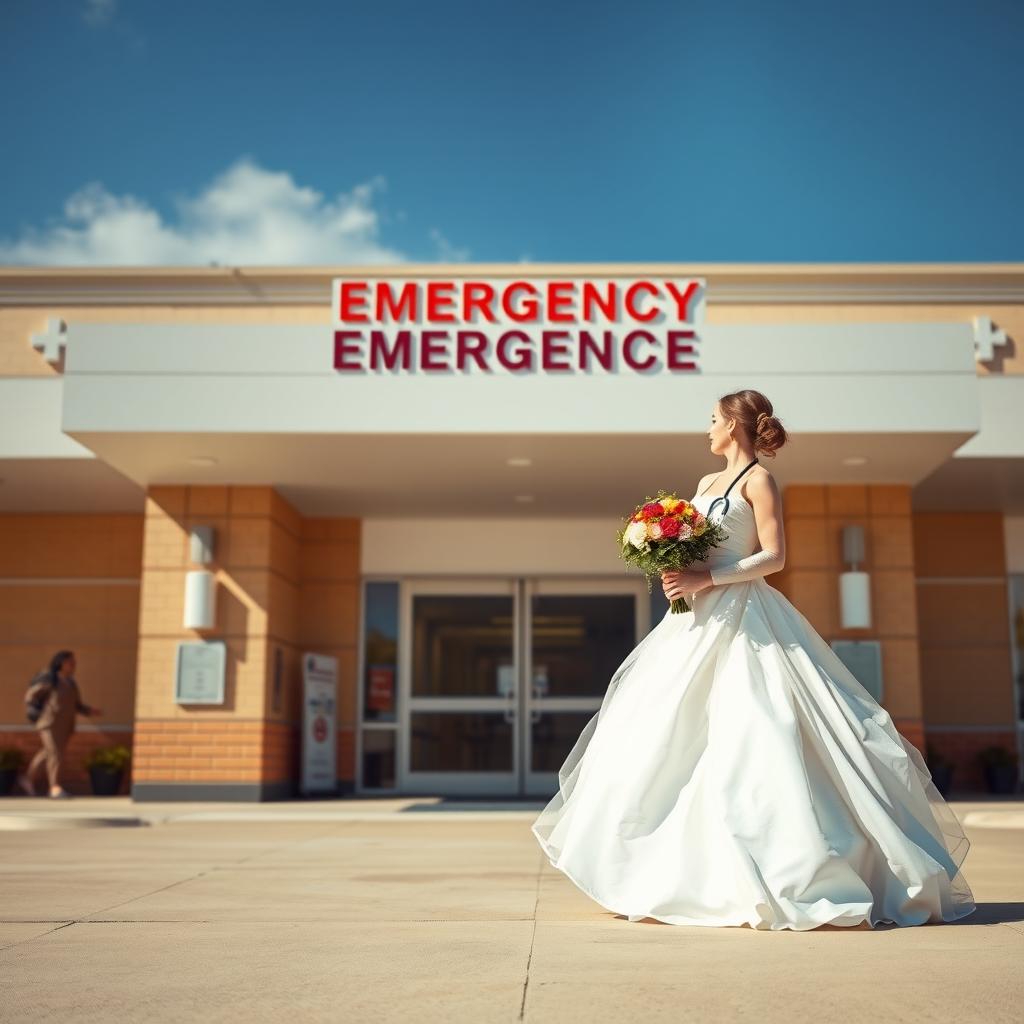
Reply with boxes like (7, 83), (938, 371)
(625, 521), (648, 549)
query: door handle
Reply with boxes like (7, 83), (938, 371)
(530, 675), (545, 725)
(503, 687), (515, 725)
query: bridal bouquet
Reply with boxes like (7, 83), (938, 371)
(616, 490), (729, 613)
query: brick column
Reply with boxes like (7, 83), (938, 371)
(297, 519), (360, 790)
(131, 486), (302, 801)
(774, 484), (926, 749)
(913, 509), (1017, 791)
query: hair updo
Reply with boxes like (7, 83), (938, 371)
(718, 389), (788, 459)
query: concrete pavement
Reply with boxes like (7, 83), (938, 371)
(1, 797), (1022, 1022)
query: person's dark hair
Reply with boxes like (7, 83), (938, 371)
(718, 389), (788, 459)
(46, 649), (75, 683)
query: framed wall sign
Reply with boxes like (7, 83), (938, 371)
(174, 640), (227, 705)
(829, 639), (884, 703)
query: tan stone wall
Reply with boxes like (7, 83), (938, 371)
(0, 484), (359, 797)
(132, 485), (297, 791)
(131, 486), (359, 795)
(132, 720), (294, 786)
(1, 480), (1017, 796)
(0, 513), (142, 792)
(913, 510), (1016, 789)
(775, 484), (925, 749)
(298, 518), (361, 784)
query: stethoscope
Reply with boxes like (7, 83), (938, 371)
(704, 456), (759, 523)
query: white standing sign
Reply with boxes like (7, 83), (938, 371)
(301, 653), (337, 795)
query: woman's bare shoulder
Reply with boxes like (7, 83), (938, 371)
(693, 471), (718, 496)
(742, 466), (781, 504)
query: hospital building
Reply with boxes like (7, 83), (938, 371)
(0, 263), (1021, 800)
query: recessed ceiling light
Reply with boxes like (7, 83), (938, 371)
(188, 456), (219, 467)
(514, 494), (535, 503)
(842, 456), (868, 466)
(507, 457), (532, 467)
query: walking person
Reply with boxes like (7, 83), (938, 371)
(17, 650), (103, 799)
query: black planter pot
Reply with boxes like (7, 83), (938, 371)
(88, 766), (124, 796)
(984, 763), (1019, 795)
(0, 768), (18, 795)
(928, 762), (954, 798)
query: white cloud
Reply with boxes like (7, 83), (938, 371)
(83, 0), (117, 25)
(429, 227), (471, 262)
(0, 157), (424, 266)
(81, 0), (147, 52)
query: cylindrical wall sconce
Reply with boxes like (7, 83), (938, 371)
(183, 525), (217, 629)
(840, 571), (871, 628)
(184, 569), (216, 629)
(842, 524), (865, 566)
(189, 525), (215, 565)
(839, 524), (871, 629)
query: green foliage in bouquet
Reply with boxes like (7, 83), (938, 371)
(616, 488), (730, 613)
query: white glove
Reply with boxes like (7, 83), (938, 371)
(709, 548), (784, 585)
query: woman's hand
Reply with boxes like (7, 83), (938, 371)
(661, 568), (714, 601)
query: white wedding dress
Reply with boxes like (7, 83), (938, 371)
(531, 491), (976, 930)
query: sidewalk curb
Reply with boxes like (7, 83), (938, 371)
(1, 797), (1022, 828)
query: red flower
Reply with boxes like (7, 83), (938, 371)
(659, 517), (681, 538)
(641, 502), (665, 519)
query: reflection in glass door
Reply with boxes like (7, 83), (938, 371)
(399, 578), (649, 796)
(401, 579), (519, 796)
(524, 580), (649, 796)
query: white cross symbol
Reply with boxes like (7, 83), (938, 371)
(972, 315), (1008, 363)
(30, 316), (67, 365)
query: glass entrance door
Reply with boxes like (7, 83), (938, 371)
(523, 579), (649, 796)
(399, 578), (650, 797)
(401, 579), (519, 796)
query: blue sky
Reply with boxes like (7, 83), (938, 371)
(0, 0), (1021, 264)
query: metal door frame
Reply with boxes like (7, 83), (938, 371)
(396, 576), (651, 796)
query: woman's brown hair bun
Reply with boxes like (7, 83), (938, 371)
(719, 390), (788, 458)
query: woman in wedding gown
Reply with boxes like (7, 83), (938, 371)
(531, 388), (976, 931)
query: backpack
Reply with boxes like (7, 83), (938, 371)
(24, 672), (56, 724)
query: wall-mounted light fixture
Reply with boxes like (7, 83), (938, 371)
(183, 525), (217, 629)
(189, 525), (215, 565)
(839, 523), (871, 629)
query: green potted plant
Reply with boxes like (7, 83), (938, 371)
(0, 747), (26, 795)
(85, 744), (131, 796)
(925, 744), (954, 797)
(976, 745), (1019, 795)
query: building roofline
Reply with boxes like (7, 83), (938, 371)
(1, 262), (1023, 305)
